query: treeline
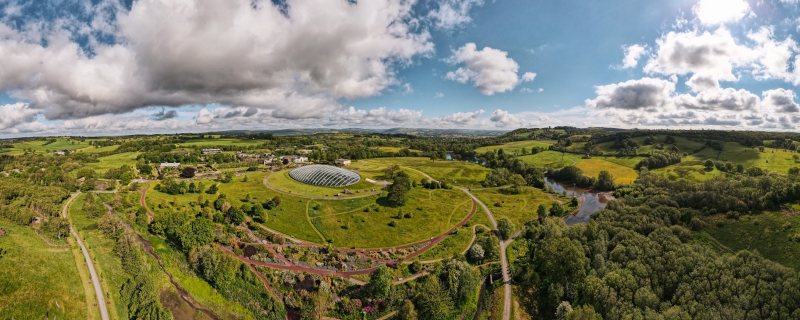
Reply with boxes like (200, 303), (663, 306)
(509, 197), (800, 319)
(98, 215), (173, 319)
(0, 177), (70, 225)
(481, 149), (546, 188)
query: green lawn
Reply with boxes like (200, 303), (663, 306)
(692, 143), (800, 174)
(0, 221), (89, 319)
(472, 187), (555, 230)
(651, 155), (725, 182)
(414, 205), (495, 261)
(75, 145), (120, 154)
(313, 187), (473, 248)
(356, 157), (491, 188)
(703, 212), (800, 270)
(474, 140), (556, 154)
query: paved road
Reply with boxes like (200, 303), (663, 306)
(456, 187), (511, 320)
(62, 193), (110, 320)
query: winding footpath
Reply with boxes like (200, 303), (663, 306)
(62, 192), (110, 320)
(457, 187), (512, 320)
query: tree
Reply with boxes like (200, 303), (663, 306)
(593, 170), (614, 191)
(567, 305), (602, 320)
(138, 164), (153, 176)
(509, 173), (526, 194)
(206, 184), (218, 194)
(181, 167), (197, 178)
(178, 218), (214, 250)
(415, 275), (453, 319)
(497, 217), (516, 240)
(442, 260), (479, 307)
(468, 244), (485, 261)
(556, 301), (573, 320)
(704, 160), (714, 169)
(387, 171), (412, 206)
(790, 167), (800, 175)
(366, 265), (393, 299)
(225, 207), (245, 225)
(538, 204), (548, 218)
(550, 203), (565, 217)
(382, 165), (401, 178)
(397, 300), (418, 320)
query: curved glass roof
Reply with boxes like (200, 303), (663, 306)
(289, 165), (361, 187)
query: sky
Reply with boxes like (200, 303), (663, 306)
(2, 0), (800, 137)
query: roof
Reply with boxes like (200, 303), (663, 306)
(160, 163), (180, 167)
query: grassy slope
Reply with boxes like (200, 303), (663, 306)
(3, 139), (93, 155)
(703, 213), (800, 270)
(575, 159), (637, 184)
(415, 205), (495, 261)
(75, 152), (142, 175)
(474, 140), (556, 154)
(471, 187), (554, 230)
(357, 158), (491, 188)
(0, 221), (89, 319)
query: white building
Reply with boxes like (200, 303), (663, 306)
(160, 163), (180, 168)
(280, 155), (308, 163)
(335, 159), (352, 166)
(202, 149), (222, 155)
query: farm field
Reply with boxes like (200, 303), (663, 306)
(651, 156), (725, 182)
(0, 221), (89, 320)
(518, 151), (583, 168)
(75, 152), (141, 175)
(2, 138), (92, 155)
(693, 143), (800, 174)
(474, 140), (556, 154)
(703, 212), (800, 270)
(575, 159), (637, 184)
(471, 187), (554, 230)
(372, 146), (423, 153)
(75, 145), (120, 154)
(356, 157), (491, 188)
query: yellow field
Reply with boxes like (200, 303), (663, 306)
(575, 159), (638, 184)
(475, 140), (556, 154)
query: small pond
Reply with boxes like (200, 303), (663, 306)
(544, 177), (614, 226)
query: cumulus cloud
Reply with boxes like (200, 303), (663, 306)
(520, 88), (533, 93)
(0, 0), (434, 121)
(693, 0), (750, 25)
(521, 72), (537, 82)
(326, 106), (423, 126)
(0, 103), (40, 130)
(621, 44), (648, 69)
(427, 0), (484, 30)
(434, 92), (445, 98)
(644, 28), (753, 82)
(585, 78), (675, 110)
(445, 43), (530, 95)
(762, 89), (800, 113)
(673, 88), (759, 111)
(489, 109), (525, 127)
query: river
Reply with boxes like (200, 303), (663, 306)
(544, 177), (613, 226)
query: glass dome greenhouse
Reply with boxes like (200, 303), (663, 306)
(288, 164), (361, 187)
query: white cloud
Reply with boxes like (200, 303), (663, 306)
(489, 109), (525, 127)
(693, 0), (750, 25)
(427, 0), (484, 30)
(0, 0), (434, 121)
(445, 43), (527, 95)
(195, 108), (213, 125)
(0, 103), (40, 130)
(538, 88), (544, 92)
(434, 92), (445, 98)
(621, 44), (648, 69)
(520, 88), (533, 93)
(521, 72), (537, 82)
(762, 89), (800, 113)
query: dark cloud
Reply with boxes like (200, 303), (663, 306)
(151, 108), (178, 121)
(586, 78), (674, 110)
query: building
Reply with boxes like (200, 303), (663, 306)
(236, 152), (260, 159)
(263, 155), (276, 165)
(160, 163), (180, 168)
(53, 151), (66, 156)
(335, 159), (352, 166)
(202, 149), (221, 155)
(280, 155), (308, 164)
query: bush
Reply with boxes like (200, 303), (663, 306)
(388, 221), (397, 227)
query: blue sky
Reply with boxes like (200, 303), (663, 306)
(2, 0), (800, 137)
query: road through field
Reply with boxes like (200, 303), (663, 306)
(62, 193), (110, 320)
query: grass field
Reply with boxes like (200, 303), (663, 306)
(693, 143), (800, 174)
(1, 138), (93, 155)
(651, 155), (724, 182)
(593, 135), (705, 155)
(75, 145), (120, 154)
(312, 187), (473, 248)
(703, 212), (800, 270)
(518, 151), (584, 168)
(414, 205), (496, 261)
(266, 169), (379, 198)
(74, 152), (141, 175)
(356, 157), (491, 188)
(69, 194), (127, 320)
(472, 187), (555, 230)
(575, 159), (637, 184)
(474, 140), (556, 154)
(0, 221), (89, 319)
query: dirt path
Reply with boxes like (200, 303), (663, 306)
(462, 224), (491, 255)
(138, 183), (154, 222)
(33, 229), (70, 248)
(62, 192), (110, 320)
(393, 270), (432, 285)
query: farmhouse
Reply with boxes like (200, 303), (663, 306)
(202, 149), (221, 155)
(160, 163), (180, 168)
(335, 159), (352, 166)
(280, 155), (308, 164)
